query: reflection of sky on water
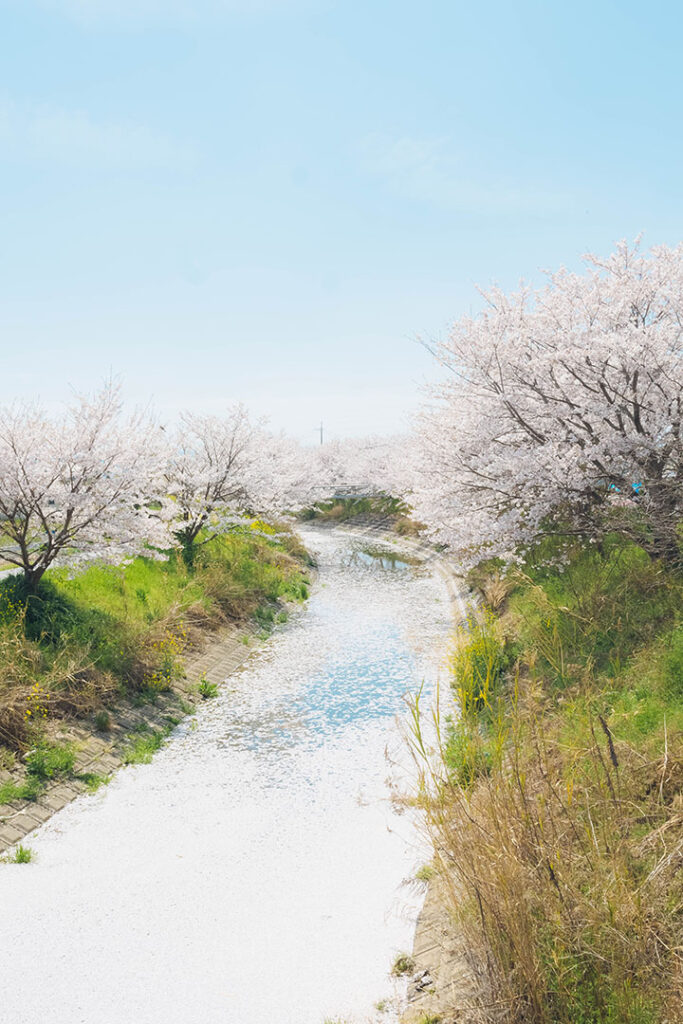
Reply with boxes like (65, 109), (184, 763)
(0, 528), (453, 1024)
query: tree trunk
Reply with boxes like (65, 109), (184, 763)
(23, 566), (46, 594)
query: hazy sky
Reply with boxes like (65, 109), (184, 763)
(1, 0), (682, 439)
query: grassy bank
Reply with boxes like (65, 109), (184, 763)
(0, 524), (311, 762)
(411, 534), (683, 1024)
(300, 494), (423, 536)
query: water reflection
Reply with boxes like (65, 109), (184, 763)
(342, 546), (414, 571)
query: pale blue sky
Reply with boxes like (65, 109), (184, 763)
(1, 0), (681, 439)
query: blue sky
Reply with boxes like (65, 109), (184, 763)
(1, 0), (681, 439)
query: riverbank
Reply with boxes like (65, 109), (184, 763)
(0, 524), (461, 1024)
(404, 534), (683, 1024)
(0, 620), (267, 854)
(0, 524), (312, 856)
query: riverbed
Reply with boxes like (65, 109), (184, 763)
(0, 527), (453, 1024)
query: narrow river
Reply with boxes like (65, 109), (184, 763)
(0, 527), (453, 1024)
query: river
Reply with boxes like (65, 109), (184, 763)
(0, 526), (454, 1024)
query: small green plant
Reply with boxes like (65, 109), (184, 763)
(197, 676), (218, 699)
(0, 779), (20, 804)
(78, 771), (110, 793)
(0, 775), (44, 804)
(374, 999), (390, 1012)
(390, 952), (415, 977)
(122, 725), (169, 765)
(94, 710), (111, 732)
(415, 863), (436, 883)
(25, 741), (76, 781)
(8, 844), (33, 863)
(276, 610), (288, 624)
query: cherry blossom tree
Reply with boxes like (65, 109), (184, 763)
(0, 382), (166, 591)
(163, 406), (259, 564)
(411, 241), (683, 567)
(304, 435), (408, 504)
(244, 430), (327, 515)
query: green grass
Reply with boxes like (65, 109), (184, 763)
(77, 771), (110, 793)
(122, 724), (172, 765)
(3, 844), (34, 864)
(0, 523), (310, 752)
(0, 775), (43, 804)
(508, 536), (680, 684)
(25, 740), (76, 780)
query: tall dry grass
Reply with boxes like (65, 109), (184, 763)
(407, 569), (683, 1024)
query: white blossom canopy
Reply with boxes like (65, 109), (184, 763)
(0, 382), (167, 587)
(410, 241), (683, 566)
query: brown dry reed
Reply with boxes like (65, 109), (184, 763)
(406, 597), (683, 1024)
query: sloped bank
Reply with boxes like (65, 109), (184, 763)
(401, 535), (683, 1024)
(0, 525), (312, 855)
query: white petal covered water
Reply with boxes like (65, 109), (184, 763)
(0, 528), (453, 1024)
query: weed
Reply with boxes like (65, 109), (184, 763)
(5, 844), (33, 863)
(255, 605), (275, 628)
(122, 725), (170, 765)
(415, 864), (435, 883)
(197, 677), (218, 699)
(0, 779), (21, 804)
(0, 775), (44, 804)
(94, 710), (111, 732)
(25, 741), (75, 781)
(390, 952), (415, 977)
(450, 610), (508, 714)
(78, 772), (110, 793)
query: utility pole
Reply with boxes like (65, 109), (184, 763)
(319, 421), (324, 445)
